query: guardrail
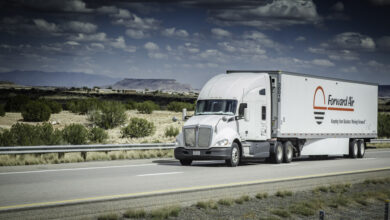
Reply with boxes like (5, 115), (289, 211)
(370, 139), (390, 144)
(0, 139), (388, 155)
(0, 143), (176, 155)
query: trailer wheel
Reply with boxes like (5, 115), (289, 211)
(226, 142), (240, 167)
(357, 140), (365, 158)
(272, 142), (283, 164)
(283, 141), (293, 163)
(180, 159), (192, 166)
(349, 140), (358, 158)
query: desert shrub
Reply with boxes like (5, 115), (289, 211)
(88, 101), (126, 129)
(121, 117), (155, 138)
(88, 127), (108, 143)
(136, 101), (159, 114)
(62, 124), (88, 145)
(0, 123), (62, 146)
(5, 95), (30, 112)
(125, 100), (137, 110)
(44, 100), (62, 114)
(165, 126), (179, 137)
(21, 100), (51, 122)
(66, 98), (102, 114)
(378, 113), (390, 138)
(0, 104), (5, 117)
(167, 101), (195, 112)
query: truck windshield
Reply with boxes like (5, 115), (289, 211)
(195, 100), (237, 115)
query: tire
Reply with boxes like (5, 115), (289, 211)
(272, 142), (283, 164)
(180, 159), (192, 166)
(349, 139), (358, 158)
(226, 142), (240, 167)
(357, 140), (365, 158)
(283, 141), (293, 163)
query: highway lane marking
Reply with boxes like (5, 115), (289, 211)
(0, 163), (157, 175)
(272, 163), (299, 167)
(137, 172), (183, 177)
(1, 166), (390, 211)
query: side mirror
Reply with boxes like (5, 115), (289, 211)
(244, 108), (250, 122)
(182, 108), (187, 121)
(222, 116), (227, 122)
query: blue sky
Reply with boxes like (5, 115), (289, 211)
(0, 0), (390, 89)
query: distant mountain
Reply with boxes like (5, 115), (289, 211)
(112, 78), (193, 92)
(0, 70), (120, 88)
(379, 85), (390, 97)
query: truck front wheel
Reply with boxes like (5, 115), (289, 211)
(283, 141), (293, 163)
(272, 142), (283, 164)
(226, 143), (240, 167)
(180, 159), (192, 166)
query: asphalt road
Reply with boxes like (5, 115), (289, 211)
(0, 149), (390, 211)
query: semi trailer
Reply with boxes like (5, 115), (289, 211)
(174, 70), (378, 166)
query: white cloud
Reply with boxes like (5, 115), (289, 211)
(332, 32), (375, 51)
(311, 59), (335, 67)
(64, 21), (97, 33)
(242, 31), (282, 50)
(341, 66), (357, 73)
(144, 42), (159, 51)
(90, 43), (105, 49)
(162, 27), (189, 38)
(208, 0), (321, 30)
(65, 41), (79, 46)
(62, 0), (92, 12)
(367, 60), (384, 67)
(211, 28), (231, 38)
(96, 6), (118, 14)
(70, 32), (107, 42)
(126, 29), (148, 39)
(110, 36), (136, 52)
(295, 36), (306, 41)
(148, 52), (166, 59)
(308, 47), (359, 61)
(33, 19), (58, 33)
(113, 13), (160, 31)
(218, 42), (236, 52)
(113, 9), (132, 18)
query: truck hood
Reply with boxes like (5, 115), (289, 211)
(184, 115), (229, 127)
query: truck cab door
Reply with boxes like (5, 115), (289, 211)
(238, 87), (270, 141)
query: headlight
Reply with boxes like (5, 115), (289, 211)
(215, 139), (230, 146)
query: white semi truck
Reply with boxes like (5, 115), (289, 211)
(174, 70), (378, 166)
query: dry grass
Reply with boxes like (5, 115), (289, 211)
(0, 110), (186, 144)
(0, 150), (173, 166)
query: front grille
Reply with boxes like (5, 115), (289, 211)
(184, 128), (196, 147)
(183, 126), (212, 148)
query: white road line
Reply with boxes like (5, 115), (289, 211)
(359, 158), (376, 160)
(137, 172), (183, 177)
(0, 163), (157, 175)
(272, 163), (300, 167)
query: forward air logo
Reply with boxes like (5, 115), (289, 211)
(313, 86), (355, 125)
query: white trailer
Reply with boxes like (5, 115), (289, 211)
(174, 71), (378, 166)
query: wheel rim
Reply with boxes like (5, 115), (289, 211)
(360, 144), (365, 155)
(287, 146), (292, 160)
(232, 147), (239, 164)
(277, 146), (283, 161)
(354, 143), (358, 156)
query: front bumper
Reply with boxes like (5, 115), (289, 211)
(174, 147), (231, 160)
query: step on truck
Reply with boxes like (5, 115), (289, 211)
(174, 70), (378, 166)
